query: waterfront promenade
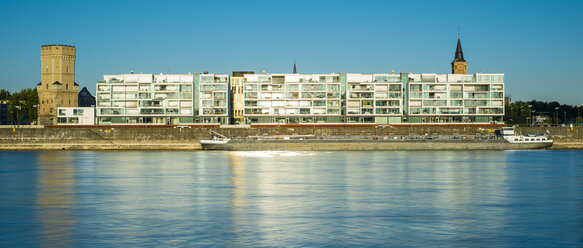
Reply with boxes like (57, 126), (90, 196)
(1, 126), (581, 150)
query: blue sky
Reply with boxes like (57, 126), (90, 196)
(0, 0), (581, 105)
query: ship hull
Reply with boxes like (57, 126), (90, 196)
(200, 139), (553, 151)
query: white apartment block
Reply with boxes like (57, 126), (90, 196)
(239, 72), (503, 124)
(96, 73), (194, 125)
(92, 71), (503, 125)
(242, 73), (342, 124)
(406, 73), (504, 123)
(56, 107), (95, 125)
(194, 73), (229, 124)
(95, 73), (228, 125)
(345, 73), (403, 124)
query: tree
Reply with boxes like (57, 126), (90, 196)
(6, 88), (38, 125)
(0, 89), (10, 100)
(506, 99), (582, 126)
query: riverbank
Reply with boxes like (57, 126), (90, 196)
(0, 126), (581, 150)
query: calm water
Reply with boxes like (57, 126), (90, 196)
(1, 150), (582, 247)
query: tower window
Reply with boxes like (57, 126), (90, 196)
(66, 84), (68, 89)
(46, 66), (48, 73)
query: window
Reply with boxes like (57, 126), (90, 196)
(59, 109), (66, 116)
(73, 109), (84, 116)
(50, 108), (53, 113)
(45, 66), (48, 73)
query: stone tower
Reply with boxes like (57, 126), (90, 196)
(37, 44), (79, 125)
(451, 36), (467, 74)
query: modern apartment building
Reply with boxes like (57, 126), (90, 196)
(345, 73), (404, 124)
(236, 72), (502, 124)
(241, 73), (342, 124)
(92, 71), (503, 125)
(406, 73), (504, 123)
(96, 73), (195, 125)
(193, 73), (229, 124)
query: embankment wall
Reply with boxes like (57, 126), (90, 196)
(0, 126), (581, 150)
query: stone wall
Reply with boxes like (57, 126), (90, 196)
(0, 126), (581, 150)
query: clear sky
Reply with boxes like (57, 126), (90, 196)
(0, 0), (581, 105)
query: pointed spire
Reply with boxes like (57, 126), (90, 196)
(293, 60), (297, 74)
(452, 36), (465, 63)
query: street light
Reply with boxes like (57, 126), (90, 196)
(15, 105), (21, 127)
(32, 105), (38, 125)
(528, 105), (533, 127)
(577, 105), (581, 126)
(532, 110), (536, 127)
(564, 111), (567, 126)
(555, 107), (560, 126)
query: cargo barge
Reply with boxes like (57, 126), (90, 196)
(200, 127), (553, 151)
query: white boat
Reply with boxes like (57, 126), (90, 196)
(501, 127), (553, 146)
(200, 131), (231, 147)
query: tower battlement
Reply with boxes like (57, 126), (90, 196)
(41, 44), (76, 55)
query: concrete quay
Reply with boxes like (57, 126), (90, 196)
(0, 126), (581, 150)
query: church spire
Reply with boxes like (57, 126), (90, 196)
(293, 60), (297, 74)
(452, 37), (465, 63)
(451, 35), (467, 74)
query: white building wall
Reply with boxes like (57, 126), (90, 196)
(57, 107), (95, 125)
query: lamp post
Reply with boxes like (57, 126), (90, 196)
(15, 105), (21, 127)
(577, 105), (580, 126)
(32, 105), (38, 125)
(555, 107), (560, 126)
(528, 105), (533, 127)
(532, 110), (536, 127)
(519, 106), (523, 126)
(564, 111), (567, 126)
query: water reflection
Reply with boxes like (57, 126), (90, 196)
(221, 151), (512, 246)
(0, 150), (580, 247)
(36, 151), (77, 248)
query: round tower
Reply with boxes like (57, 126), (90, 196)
(37, 44), (79, 125)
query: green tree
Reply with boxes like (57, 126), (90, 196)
(6, 88), (38, 124)
(506, 99), (581, 126)
(0, 89), (10, 100)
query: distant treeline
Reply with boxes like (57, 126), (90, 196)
(505, 100), (583, 125)
(0, 88), (38, 125)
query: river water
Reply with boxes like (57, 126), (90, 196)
(1, 150), (582, 247)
